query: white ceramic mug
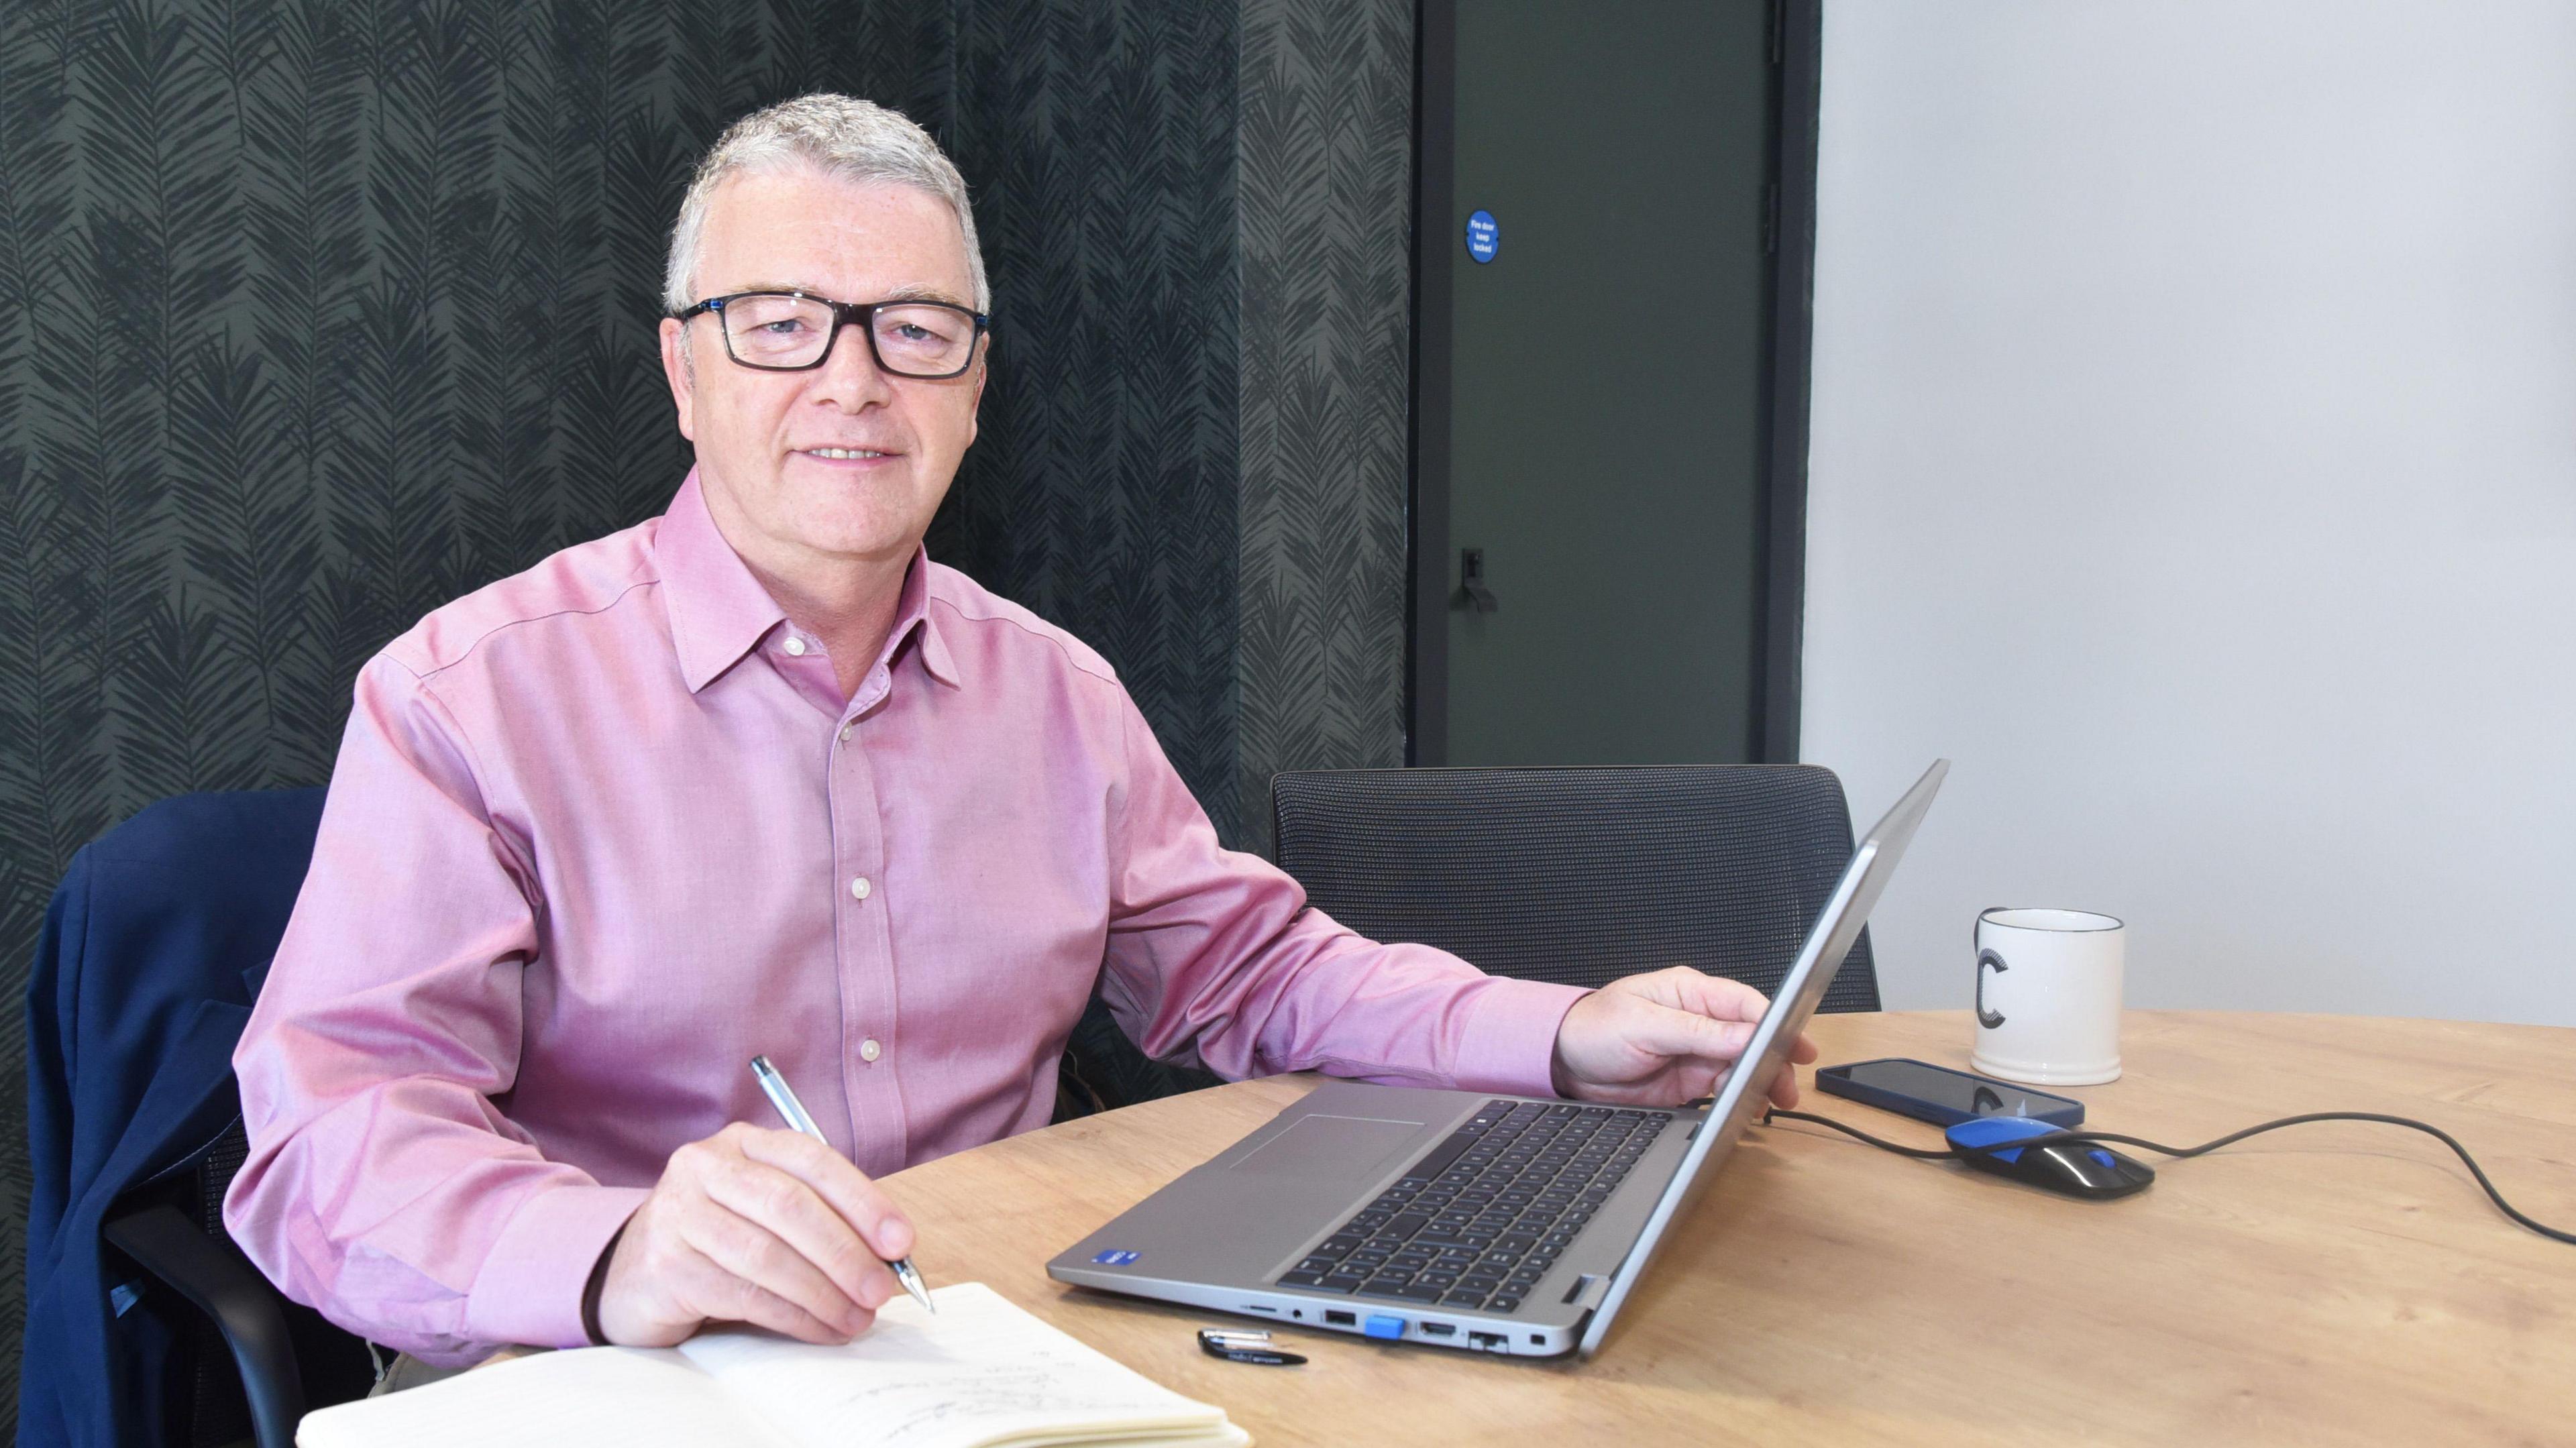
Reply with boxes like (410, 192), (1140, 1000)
(1969, 907), (2125, 1086)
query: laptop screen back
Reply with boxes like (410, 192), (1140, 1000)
(1575, 758), (1949, 1356)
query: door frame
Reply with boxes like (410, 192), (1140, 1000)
(1405, 0), (1823, 766)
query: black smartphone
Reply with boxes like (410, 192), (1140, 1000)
(1815, 1057), (2086, 1128)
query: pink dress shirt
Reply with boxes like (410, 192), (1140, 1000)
(223, 471), (1585, 1363)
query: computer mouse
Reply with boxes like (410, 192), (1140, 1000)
(1945, 1115), (2155, 1200)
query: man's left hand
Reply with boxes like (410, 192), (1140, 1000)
(1549, 966), (1817, 1108)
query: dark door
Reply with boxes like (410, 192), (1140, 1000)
(1411, 0), (1816, 766)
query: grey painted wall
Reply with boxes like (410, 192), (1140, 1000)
(1806, 0), (2576, 1025)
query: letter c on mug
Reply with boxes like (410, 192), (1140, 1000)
(1975, 948), (2008, 1029)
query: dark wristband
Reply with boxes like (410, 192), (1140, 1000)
(581, 1223), (627, 1347)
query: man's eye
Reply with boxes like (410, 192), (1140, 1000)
(890, 323), (933, 343)
(757, 319), (812, 335)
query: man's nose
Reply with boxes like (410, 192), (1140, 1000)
(811, 319), (894, 408)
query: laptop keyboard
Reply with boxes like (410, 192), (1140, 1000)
(1273, 1099), (1672, 1315)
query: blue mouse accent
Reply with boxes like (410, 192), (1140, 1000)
(1947, 1116), (2156, 1200)
(1364, 1314), (1407, 1340)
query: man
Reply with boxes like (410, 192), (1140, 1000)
(225, 95), (1813, 1370)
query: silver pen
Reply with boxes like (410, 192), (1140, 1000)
(748, 1054), (936, 1315)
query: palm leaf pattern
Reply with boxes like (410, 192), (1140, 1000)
(0, 1), (1411, 1425)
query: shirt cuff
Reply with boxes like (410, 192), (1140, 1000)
(464, 1184), (651, 1349)
(1450, 977), (1590, 1097)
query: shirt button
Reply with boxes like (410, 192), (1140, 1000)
(860, 1039), (882, 1062)
(849, 875), (871, 901)
(838, 723), (853, 742)
(784, 636), (808, 657)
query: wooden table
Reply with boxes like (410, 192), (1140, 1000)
(877, 1011), (2576, 1446)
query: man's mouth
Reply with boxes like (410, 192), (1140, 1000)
(801, 447), (896, 460)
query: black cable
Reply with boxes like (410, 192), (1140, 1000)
(1762, 1107), (2576, 1245)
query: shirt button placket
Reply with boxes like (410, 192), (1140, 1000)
(827, 714), (905, 1174)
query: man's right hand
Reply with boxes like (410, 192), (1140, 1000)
(594, 1123), (916, 1347)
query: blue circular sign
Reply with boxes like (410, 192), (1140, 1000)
(1464, 209), (1499, 264)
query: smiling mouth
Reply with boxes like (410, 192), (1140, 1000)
(801, 447), (896, 460)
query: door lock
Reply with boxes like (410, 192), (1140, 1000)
(1456, 548), (1499, 613)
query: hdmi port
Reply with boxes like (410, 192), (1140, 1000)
(1420, 1323), (1455, 1337)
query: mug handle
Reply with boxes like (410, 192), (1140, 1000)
(1976, 948), (2008, 1029)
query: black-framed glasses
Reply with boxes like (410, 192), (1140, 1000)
(671, 290), (990, 378)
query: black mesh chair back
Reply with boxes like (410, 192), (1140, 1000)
(1271, 765), (1880, 1012)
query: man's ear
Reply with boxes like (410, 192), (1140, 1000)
(965, 337), (990, 448)
(659, 317), (698, 441)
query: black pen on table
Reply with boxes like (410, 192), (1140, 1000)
(748, 1054), (937, 1315)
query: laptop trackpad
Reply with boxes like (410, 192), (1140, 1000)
(1229, 1114), (1424, 1178)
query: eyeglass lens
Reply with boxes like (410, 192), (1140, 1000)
(720, 296), (976, 375)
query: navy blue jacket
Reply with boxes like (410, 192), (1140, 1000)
(19, 789), (326, 1448)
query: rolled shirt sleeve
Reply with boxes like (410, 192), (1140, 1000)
(223, 657), (643, 1363)
(1098, 693), (1587, 1094)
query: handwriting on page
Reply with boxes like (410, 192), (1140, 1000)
(678, 1283), (1228, 1448)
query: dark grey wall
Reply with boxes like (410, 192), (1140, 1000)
(936, 0), (1247, 839)
(1234, 0), (1417, 854)
(0, 0), (1411, 1425)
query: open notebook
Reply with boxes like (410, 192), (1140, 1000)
(297, 1283), (1250, 1448)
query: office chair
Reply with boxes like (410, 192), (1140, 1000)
(1270, 765), (1881, 1011)
(23, 788), (375, 1448)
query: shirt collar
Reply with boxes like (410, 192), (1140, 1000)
(655, 469), (959, 694)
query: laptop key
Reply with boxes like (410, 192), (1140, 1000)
(1278, 1271), (1327, 1287)
(1297, 1256), (1341, 1274)
(1383, 1283), (1448, 1304)
(1384, 1213), (1430, 1239)
(1317, 1275), (1366, 1292)
(1488, 1293), (1523, 1313)
(1412, 1231), (1491, 1250)
(1441, 1290), (1488, 1309)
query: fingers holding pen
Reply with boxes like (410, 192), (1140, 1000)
(718, 1129), (910, 1321)
(597, 1123), (908, 1347)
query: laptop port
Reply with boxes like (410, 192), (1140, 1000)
(1325, 1310), (1356, 1327)
(1468, 1331), (1507, 1350)
(1420, 1322), (1455, 1337)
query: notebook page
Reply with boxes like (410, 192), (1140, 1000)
(677, 1282), (1244, 1448)
(296, 1341), (792, 1448)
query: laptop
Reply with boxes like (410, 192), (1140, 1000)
(1048, 759), (1949, 1359)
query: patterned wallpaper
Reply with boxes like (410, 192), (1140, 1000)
(0, 0), (1412, 1424)
(938, 0), (1248, 840)
(1234, 0), (1416, 853)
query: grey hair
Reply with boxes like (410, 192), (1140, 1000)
(662, 94), (989, 315)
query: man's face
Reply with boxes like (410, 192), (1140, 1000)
(658, 167), (985, 579)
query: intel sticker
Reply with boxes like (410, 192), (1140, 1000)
(1464, 209), (1499, 264)
(1092, 1249), (1142, 1266)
